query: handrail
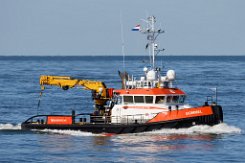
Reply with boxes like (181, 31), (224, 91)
(23, 112), (159, 125)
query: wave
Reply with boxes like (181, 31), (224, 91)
(0, 123), (21, 130)
(37, 129), (102, 137)
(0, 123), (240, 137)
(32, 123), (241, 137)
(144, 123), (241, 135)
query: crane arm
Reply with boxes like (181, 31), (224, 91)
(40, 75), (111, 105)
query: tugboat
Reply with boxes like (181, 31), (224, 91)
(21, 16), (223, 134)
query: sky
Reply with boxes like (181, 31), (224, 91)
(0, 0), (244, 56)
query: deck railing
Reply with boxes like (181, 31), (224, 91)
(24, 112), (158, 125)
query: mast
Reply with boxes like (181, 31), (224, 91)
(125, 16), (170, 89)
(140, 16), (164, 69)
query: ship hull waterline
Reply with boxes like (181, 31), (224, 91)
(21, 105), (223, 134)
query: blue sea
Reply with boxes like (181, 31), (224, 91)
(0, 56), (244, 162)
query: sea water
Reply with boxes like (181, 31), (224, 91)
(0, 56), (243, 162)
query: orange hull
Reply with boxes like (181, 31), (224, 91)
(148, 106), (213, 123)
(21, 105), (223, 134)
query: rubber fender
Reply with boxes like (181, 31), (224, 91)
(211, 105), (223, 122)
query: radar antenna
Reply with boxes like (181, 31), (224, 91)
(140, 16), (164, 69)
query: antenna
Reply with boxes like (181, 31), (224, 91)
(120, 11), (125, 72)
(120, 11), (127, 89)
(140, 16), (164, 69)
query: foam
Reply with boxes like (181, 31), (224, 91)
(0, 123), (21, 130)
(144, 123), (242, 135)
(31, 123), (241, 137)
(37, 129), (102, 137)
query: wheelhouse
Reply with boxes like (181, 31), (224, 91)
(113, 94), (186, 105)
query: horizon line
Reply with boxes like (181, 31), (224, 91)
(0, 54), (244, 57)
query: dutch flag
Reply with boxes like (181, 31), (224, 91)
(132, 25), (140, 31)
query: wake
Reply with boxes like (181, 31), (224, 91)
(145, 123), (241, 135)
(40, 123), (241, 137)
(0, 123), (21, 130)
(0, 123), (241, 136)
(37, 129), (101, 137)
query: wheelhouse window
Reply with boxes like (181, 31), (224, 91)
(123, 96), (134, 104)
(172, 96), (179, 103)
(114, 96), (122, 104)
(155, 96), (165, 104)
(166, 95), (185, 104)
(145, 96), (153, 103)
(179, 95), (186, 103)
(134, 96), (144, 103)
(122, 95), (155, 104)
(167, 96), (172, 103)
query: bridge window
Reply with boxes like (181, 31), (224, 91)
(179, 95), (186, 103)
(155, 96), (165, 104)
(172, 96), (179, 103)
(122, 95), (155, 104)
(167, 96), (172, 103)
(134, 96), (144, 103)
(123, 96), (133, 104)
(114, 96), (122, 104)
(166, 95), (185, 104)
(145, 96), (153, 103)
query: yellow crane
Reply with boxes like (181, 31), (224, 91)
(39, 75), (113, 106)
